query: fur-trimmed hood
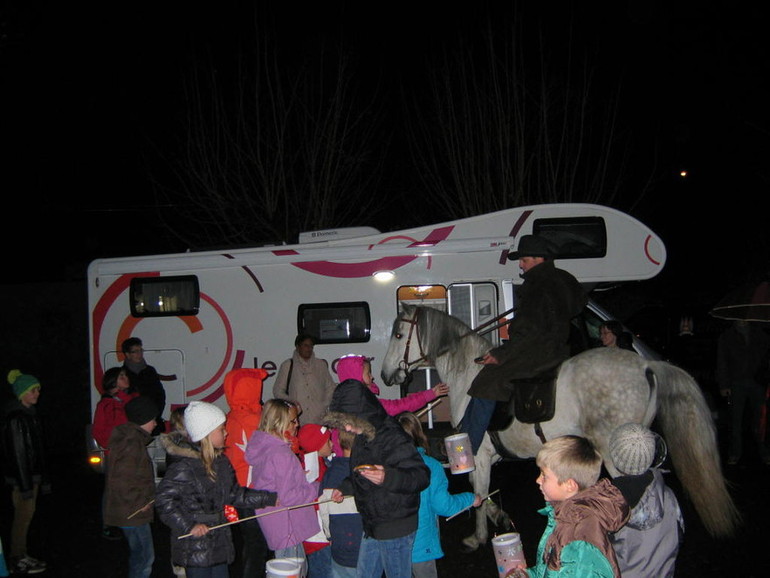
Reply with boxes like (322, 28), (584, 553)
(322, 410), (377, 441)
(159, 430), (200, 459)
(323, 378), (386, 439)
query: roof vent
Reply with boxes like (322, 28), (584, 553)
(299, 226), (381, 244)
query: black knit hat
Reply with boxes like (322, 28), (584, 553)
(125, 396), (158, 426)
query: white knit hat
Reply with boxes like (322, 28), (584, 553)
(609, 423), (656, 476)
(184, 401), (226, 442)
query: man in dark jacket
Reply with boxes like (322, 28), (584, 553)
(460, 235), (587, 453)
(717, 320), (770, 465)
(324, 379), (430, 578)
(122, 337), (175, 435)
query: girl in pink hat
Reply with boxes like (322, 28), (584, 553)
(329, 355), (448, 456)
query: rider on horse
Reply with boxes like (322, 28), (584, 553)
(459, 235), (587, 454)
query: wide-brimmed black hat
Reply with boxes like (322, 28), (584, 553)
(507, 235), (555, 260)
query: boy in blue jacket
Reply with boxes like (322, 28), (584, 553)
(319, 429), (363, 578)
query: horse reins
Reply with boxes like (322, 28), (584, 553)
(401, 306), (517, 372)
(459, 307), (516, 339)
(399, 308), (430, 371)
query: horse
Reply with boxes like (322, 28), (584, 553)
(381, 304), (740, 551)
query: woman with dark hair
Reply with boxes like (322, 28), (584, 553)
(272, 334), (336, 426)
(600, 320), (635, 351)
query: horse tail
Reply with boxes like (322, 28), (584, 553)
(649, 360), (742, 538)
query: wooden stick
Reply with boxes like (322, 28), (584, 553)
(177, 496), (348, 539)
(415, 397), (443, 418)
(445, 489), (500, 521)
(127, 499), (155, 520)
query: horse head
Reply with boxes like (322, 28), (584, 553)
(381, 304), (431, 386)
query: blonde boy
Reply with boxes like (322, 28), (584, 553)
(512, 435), (629, 578)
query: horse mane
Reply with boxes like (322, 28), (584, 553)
(401, 304), (491, 375)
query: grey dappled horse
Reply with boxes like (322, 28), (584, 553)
(382, 305), (740, 551)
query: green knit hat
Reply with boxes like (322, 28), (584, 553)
(8, 369), (41, 399)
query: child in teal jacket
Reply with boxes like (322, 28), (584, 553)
(511, 435), (629, 578)
(397, 412), (481, 578)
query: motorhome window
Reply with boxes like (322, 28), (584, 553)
(298, 302), (371, 344)
(397, 285), (447, 312)
(129, 276), (200, 317)
(532, 217), (607, 259)
(448, 283), (500, 347)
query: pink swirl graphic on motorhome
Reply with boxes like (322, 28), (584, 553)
(276, 226), (454, 278)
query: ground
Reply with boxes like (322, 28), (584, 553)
(1, 416), (768, 577)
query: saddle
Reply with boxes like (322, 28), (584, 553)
(487, 369), (558, 431)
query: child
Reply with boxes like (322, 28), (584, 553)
(330, 355), (448, 456)
(222, 368), (272, 578)
(323, 379), (430, 578)
(1, 370), (50, 575)
(396, 412), (481, 578)
(245, 399), (327, 568)
(163, 406), (190, 578)
(511, 435), (629, 578)
(94, 366), (139, 540)
(104, 395), (158, 578)
(608, 423), (684, 578)
(92, 367), (138, 450)
(297, 423), (335, 578)
(319, 429), (363, 578)
(155, 401), (278, 578)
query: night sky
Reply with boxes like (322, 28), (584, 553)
(3, 2), (769, 307)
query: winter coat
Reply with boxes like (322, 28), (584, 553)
(155, 432), (277, 568)
(610, 469), (684, 578)
(716, 323), (770, 389)
(412, 447), (475, 563)
(330, 355), (438, 457)
(273, 351), (336, 426)
(319, 456), (363, 568)
(103, 421), (155, 527)
(244, 430), (321, 551)
(223, 368), (267, 487)
(323, 379), (430, 540)
(469, 260), (587, 401)
(0, 399), (49, 497)
(528, 478), (629, 578)
(124, 362), (166, 417)
(92, 389), (138, 449)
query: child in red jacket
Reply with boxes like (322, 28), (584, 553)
(298, 423), (334, 578)
(93, 367), (138, 450)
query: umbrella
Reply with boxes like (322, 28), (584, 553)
(709, 281), (770, 322)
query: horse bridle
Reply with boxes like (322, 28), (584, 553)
(398, 306), (517, 372)
(398, 308), (429, 372)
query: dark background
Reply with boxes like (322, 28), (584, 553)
(2, 2), (770, 576)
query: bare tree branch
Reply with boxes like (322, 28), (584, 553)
(155, 40), (389, 249)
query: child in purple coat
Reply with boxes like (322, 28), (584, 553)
(246, 399), (344, 566)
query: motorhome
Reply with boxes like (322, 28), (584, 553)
(86, 203), (665, 474)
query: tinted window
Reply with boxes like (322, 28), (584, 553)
(130, 276), (200, 317)
(298, 302), (371, 344)
(533, 217), (607, 259)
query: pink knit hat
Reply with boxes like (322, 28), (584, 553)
(336, 355), (373, 383)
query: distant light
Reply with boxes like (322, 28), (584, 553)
(679, 170), (688, 178)
(89, 456), (102, 465)
(373, 270), (395, 282)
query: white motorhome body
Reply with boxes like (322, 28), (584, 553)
(87, 203), (665, 442)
